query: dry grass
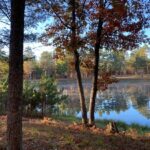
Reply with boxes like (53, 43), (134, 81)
(0, 116), (150, 150)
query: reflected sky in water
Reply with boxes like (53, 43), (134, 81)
(58, 80), (150, 127)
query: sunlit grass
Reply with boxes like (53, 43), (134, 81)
(52, 115), (150, 135)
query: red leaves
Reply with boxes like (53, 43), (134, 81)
(121, 21), (143, 33)
(54, 47), (65, 60)
(112, 0), (127, 17)
(87, 0), (149, 51)
(98, 72), (118, 91)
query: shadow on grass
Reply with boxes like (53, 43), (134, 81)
(0, 116), (150, 150)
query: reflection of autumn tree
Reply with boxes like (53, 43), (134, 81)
(65, 81), (150, 118)
(96, 82), (150, 118)
(130, 88), (150, 119)
(58, 81), (150, 120)
(65, 99), (81, 116)
(137, 106), (150, 119)
(96, 89), (129, 114)
(57, 84), (91, 116)
(57, 96), (82, 116)
(132, 91), (149, 107)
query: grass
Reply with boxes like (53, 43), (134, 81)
(96, 119), (150, 135)
(52, 115), (150, 134)
(0, 115), (150, 150)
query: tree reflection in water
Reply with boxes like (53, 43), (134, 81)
(58, 80), (150, 125)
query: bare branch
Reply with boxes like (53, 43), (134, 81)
(0, 0), (10, 21)
(0, 20), (10, 25)
(46, 0), (72, 29)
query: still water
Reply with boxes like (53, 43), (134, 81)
(58, 79), (150, 127)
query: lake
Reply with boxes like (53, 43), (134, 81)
(58, 79), (150, 127)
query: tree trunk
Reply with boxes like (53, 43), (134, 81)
(89, 18), (103, 125)
(7, 0), (25, 150)
(106, 122), (119, 133)
(72, 0), (87, 125)
(74, 50), (88, 124)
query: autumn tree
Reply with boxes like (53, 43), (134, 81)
(7, 0), (25, 149)
(34, 0), (149, 126)
(87, 0), (150, 125)
(40, 0), (88, 124)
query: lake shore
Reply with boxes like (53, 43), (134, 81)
(53, 115), (150, 135)
(57, 75), (150, 83)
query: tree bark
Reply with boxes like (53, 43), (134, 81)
(7, 0), (25, 150)
(74, 50), (88, 124)
(89, 18), (103, 125)
(72, 0), (88, 125)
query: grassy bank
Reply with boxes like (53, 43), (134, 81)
(52, 115), (150, 135)
(57, 75), (150, 83)
(116, 75), (150, 80)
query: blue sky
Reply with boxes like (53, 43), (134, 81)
(0, 21), (54, 59)
(0, 22), (150, 59)
(145, 28), (150, 38)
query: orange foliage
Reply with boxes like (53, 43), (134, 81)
(98, 72), (118, 91)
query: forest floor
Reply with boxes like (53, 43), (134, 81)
(0, 115), (150, 150)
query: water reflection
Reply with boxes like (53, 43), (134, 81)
(58, 80), (150, 126)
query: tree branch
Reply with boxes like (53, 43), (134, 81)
(46, 0), (72, 29)
(0, 0), (10, 21)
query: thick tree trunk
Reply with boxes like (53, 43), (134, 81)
(7, 0), (25, 150)
(74, 50), (88, 124)
(89, 19), (103, 125)
(72, 0), (87, 125)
